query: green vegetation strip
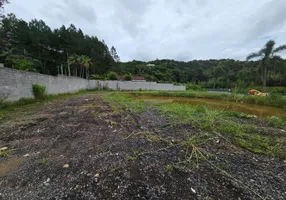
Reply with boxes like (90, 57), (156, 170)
(129, 90), (286, 109)
(0, 89), (100, 120)
(104, 93), (286, 159)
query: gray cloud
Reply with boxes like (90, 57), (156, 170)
(112, 0), (152, 37)
(245, 0), (286, 40)
(5, 0), (286, 61)
(62, 0), (97, 23)
(196, 0), (208, 7)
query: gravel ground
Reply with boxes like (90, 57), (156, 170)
(0, 94), (285, 200)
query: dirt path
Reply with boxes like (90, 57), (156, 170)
(0, 93), (285, 200)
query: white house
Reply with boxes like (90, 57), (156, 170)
(146, 63), (155, 67)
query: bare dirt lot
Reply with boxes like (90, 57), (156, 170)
(0, 93), (285, 200)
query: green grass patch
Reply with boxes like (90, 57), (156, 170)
(105, 93), (286, 159)
(103, 92), (148, 114)
(266, 116), (286, 128)
(0, 148), (12, 157)
(165, 164), (173, 173)
(160, 103), (285, 158)
(236, 86), (286, 95)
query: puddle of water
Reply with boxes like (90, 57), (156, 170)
(134, 96), (286, 118)
(0, 157), (23, 176)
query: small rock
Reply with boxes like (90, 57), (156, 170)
(95, 173), (100, 177)
(216, 139), (220, 143)
(191, 187), (196, 194)
(113, 130), (117, 133)
(0, 147), (8, 151)
(252, 157), (258, 162)
(64, 124), (73, 127)
(85, 99), (89, 101)
(281, 129), (286, 133)
(63, 164), (69, 168)
(24, 154), (30, 157)
(43, 178), (50, 186)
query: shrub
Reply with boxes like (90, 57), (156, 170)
(186, 83), (207, 91)
(138, 88), (143, 91)
(5, 55), (39, 72)
(32, 84), (47, 99)
(266, 116), (286, 128)
(90, 74), (104, 80)
(106, 72), (118, 80)
(0, 92), (8, 104)
(124, 74), (133, 81)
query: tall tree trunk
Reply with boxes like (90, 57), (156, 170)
(80, 66), (84, 78)
(86, 68), (89, 79)
(262, 66), (267, 92)
(66, 52), (70, 76)
(75, 68), (78, 77)
(68, 65), (71, 77)
(61, 64), (63, 75)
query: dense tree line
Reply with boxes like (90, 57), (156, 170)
(0, 13), (117, 76)
(117, 57), (286, 88)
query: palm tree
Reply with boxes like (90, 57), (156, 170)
(70, 55), (92, 79)
(77, 55), (85, 78)
(246, 40), (286, 91)
(0, 47), (20, 64)
(82, 56), (92, 79)
(69, 55), (78, 77)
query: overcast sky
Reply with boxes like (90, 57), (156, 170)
(4, 0), (286, 61)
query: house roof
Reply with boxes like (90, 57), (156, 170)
(119, 75), (145, 80)
(132, 76), (145, 80)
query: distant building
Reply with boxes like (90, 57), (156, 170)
(146, 63), (155, 67)
(119, 75), (125, 80)
(119, 75), (146, 82)
(132, 76), (146, 82)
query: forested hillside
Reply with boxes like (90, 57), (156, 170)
(1, 13), (286, 89)
(117, 58), (286, 88)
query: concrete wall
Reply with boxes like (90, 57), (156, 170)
(93, 81), (185, 91)
(0, 67), (185, 101)
(0, 67), (90, 101)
